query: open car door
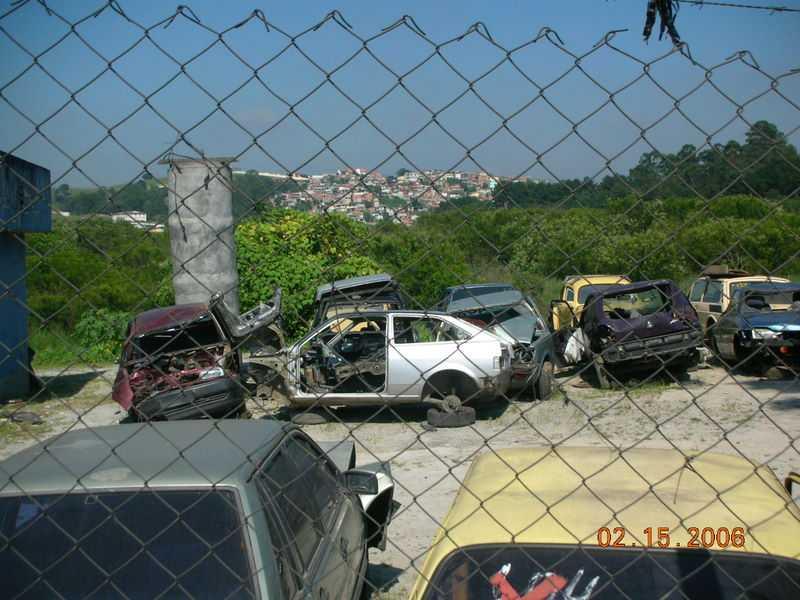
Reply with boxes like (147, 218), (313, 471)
(209, 289), (285, 354)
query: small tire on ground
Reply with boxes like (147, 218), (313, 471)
(426, 406), (476, 428)
(291, 409), (330, 425)
(536, 361), (554, 400)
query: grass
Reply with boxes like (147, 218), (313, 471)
(29, 327), (83, 369)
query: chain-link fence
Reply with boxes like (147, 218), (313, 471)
(2, 1), (800, 599)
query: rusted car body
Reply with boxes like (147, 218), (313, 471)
(112, 304), (245, 420)
(112, 291), (283, 420)
(574, 280), (702, 387)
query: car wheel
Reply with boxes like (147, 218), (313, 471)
(426, 406), (476, 428)
(536, 361), (554, 400)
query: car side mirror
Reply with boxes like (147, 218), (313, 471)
(345, 469), (379, 495)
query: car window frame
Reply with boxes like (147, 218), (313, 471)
(704, 279), (723, 304)
(689, 278), (707, 302)
(254, 432), (346, 578)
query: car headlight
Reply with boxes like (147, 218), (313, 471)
(752, 328), (780, 340)
(199, 366), (225, 380)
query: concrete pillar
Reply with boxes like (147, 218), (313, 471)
(162, 157), (240, 312)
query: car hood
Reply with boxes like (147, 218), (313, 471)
(743, 310), (800, 331)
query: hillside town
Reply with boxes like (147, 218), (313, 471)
(234, 168), (533, 224)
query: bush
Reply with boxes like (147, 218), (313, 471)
(74, 309), (131, 363)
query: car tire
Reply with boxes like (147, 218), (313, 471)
(536, 361), (554, 400)
(291, 409), (330, 425)
(426, 406), (476, 428)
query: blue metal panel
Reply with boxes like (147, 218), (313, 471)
(1, 153), (52, 233)
(0, 233), (31, 400)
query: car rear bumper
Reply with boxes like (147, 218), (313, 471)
(601, 330), (702, 367)
(135, 376), (245, 420)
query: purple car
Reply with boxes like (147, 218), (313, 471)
(578, 280), (702, 388)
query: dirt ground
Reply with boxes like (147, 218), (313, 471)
(1, 361), (799, 598)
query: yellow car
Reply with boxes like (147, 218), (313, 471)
(550, 274), (631, 333)
(411, 446), (800, 599)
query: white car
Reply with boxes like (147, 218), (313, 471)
(212, 297), (513, 427)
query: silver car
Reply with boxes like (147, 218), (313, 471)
(244, 310), (512, 425)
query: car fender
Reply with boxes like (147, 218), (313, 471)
(354, 462), (396, 551)
(422, 364), (485, 398)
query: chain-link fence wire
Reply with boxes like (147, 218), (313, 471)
(1, 1), (800, 598)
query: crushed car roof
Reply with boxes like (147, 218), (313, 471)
(315, 273), (397, 301)
(412, 446), (800, 593)
(130, 303), (209, 337)
(0, 421), (290, 496)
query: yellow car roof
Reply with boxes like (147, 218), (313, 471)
(723, 276), (790, 284)
(410, 446), (800, 599)
(564, 274), (631, 287)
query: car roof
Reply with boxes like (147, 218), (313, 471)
(723, 276), (791, 285)
(130, 303), (209, 337)
(445, 289), (525, 313)
(315, 273), (397, 301)
(446, 282), (514, 292)
(0, 421), (290, 496)
(563, 274), (631, 286)
(413, 446), (800, 592)
(588, 278), (676, 297)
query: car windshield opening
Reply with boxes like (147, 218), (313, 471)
(0, 489), (255, 599)
(423, 544), (800, 600)
(742, 291), (800, 312)
(457, 304), (536, 342)
(601, 287), (671, 320)
(133, 317), (223, 359)
(578, 284), (619, 304)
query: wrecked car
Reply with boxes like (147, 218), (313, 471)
(688, 265), (789, 344)
(112, 290), (283, 421)
(562, 280), (701, 388)
(439, 285), (556, 399)
(112, 304), (244, 421)
(313, 273), (406, 326)
(549, 274), (631, 352)
(0, 421), (395, 599)
(213, 294), (513, 427)
(711, 282), (800, 375)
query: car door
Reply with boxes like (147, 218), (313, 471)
(701, 279), (724, 330)
(689, 278), (708, 330)
(386, 315), (473, 398)
(257, 433), (365, 600)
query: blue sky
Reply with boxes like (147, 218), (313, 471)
(1, 0), (799, 187)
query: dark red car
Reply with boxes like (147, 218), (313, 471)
(112, 303), (246, 421)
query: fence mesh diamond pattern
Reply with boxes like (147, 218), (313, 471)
(1, 2), (800, 599)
